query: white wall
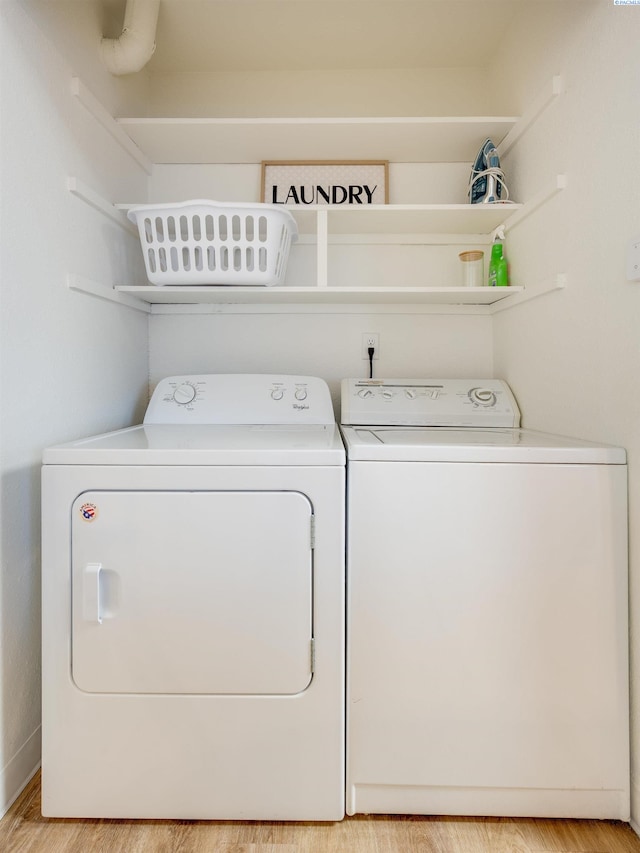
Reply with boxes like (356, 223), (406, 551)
(489, 0), (640, 824)
(145, 67), (506, 118)
(149, 309), (493, 411)
(0, 0), (149, 813)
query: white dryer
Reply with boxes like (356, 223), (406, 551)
(41, 374), (345, 820)
(340, 378), (629, 821)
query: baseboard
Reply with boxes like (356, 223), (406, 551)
(0, 726), (41, 818)
(630, 774), (640, 838)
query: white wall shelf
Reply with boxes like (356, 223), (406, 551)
(116, 116), (519, 165)
(70, 75), (565, 311)
(306, 203), (521, 236)
(113, 75), (561, 166)
(115, 284), (523, 307)
(115, 201), (522, 239)
(113, 201), (527, 306)
(114, 201), (527, 307)
(112, 187), (565, 308)
(69, 179), (564, 309)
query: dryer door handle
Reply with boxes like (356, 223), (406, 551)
(83, 562), (103, 624)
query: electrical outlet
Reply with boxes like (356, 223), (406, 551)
(362, 333), (380, 359)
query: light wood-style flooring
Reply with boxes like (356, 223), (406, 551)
(2, 772), (640, 853)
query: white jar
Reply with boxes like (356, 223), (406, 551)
(458, 250), (484, 287)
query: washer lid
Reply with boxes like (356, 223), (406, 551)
(339, 426), (626, 464)
(43, 424), (345, 466)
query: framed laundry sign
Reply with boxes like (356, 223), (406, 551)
(261, 160), (388, 206)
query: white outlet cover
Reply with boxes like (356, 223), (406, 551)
(626, 235), (640, 281)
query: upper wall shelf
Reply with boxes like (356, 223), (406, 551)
(116, 116), (519, 164)
(112, 77), (563, 166)
(106, 77), (562, 168)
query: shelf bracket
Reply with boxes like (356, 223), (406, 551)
(68, 274), (151, 313)
(490, 274), (567, 314)
(495, 174), (567, 239)
(68, 177), (138, 235)
(71, 77), (152, 174)
(498, 75), (564, 158)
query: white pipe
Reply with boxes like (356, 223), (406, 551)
(101, 0), (160, 76)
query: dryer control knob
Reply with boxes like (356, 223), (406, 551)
(357, 388), (374, 399)
(271, 389), (284, 401)
(405, 389), (417, 399)
(295, 388), (308, 401)
(469, 387), (497, 407)
(173, 383), (197, 405)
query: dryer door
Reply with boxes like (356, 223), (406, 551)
(71, 491), (314, 694)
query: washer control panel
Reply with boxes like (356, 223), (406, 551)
(144, 374), (336, 425)
(341, 378), (520, 427)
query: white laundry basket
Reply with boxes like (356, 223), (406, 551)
(127, 200), (298, 286)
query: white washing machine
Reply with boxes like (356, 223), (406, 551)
(41, 374), (345, 820)
(340, 378), (629, 821)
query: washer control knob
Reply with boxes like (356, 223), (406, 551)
(357, 388), (374, 399)
(469, 387), (497, 407)
(405, 389), (417, 399)
(173, 383), (197, 405)
(271, 389), (284, 401)
(295, 388), (308, 401)
(382, 390), (394, 400)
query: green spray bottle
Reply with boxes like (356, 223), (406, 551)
(488, 232), (509, 287)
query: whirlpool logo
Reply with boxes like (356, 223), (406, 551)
(293, 403), (310, 411)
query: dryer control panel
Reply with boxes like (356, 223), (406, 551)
(144, 374), (336, 425)
(340, 378), (520, 427)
